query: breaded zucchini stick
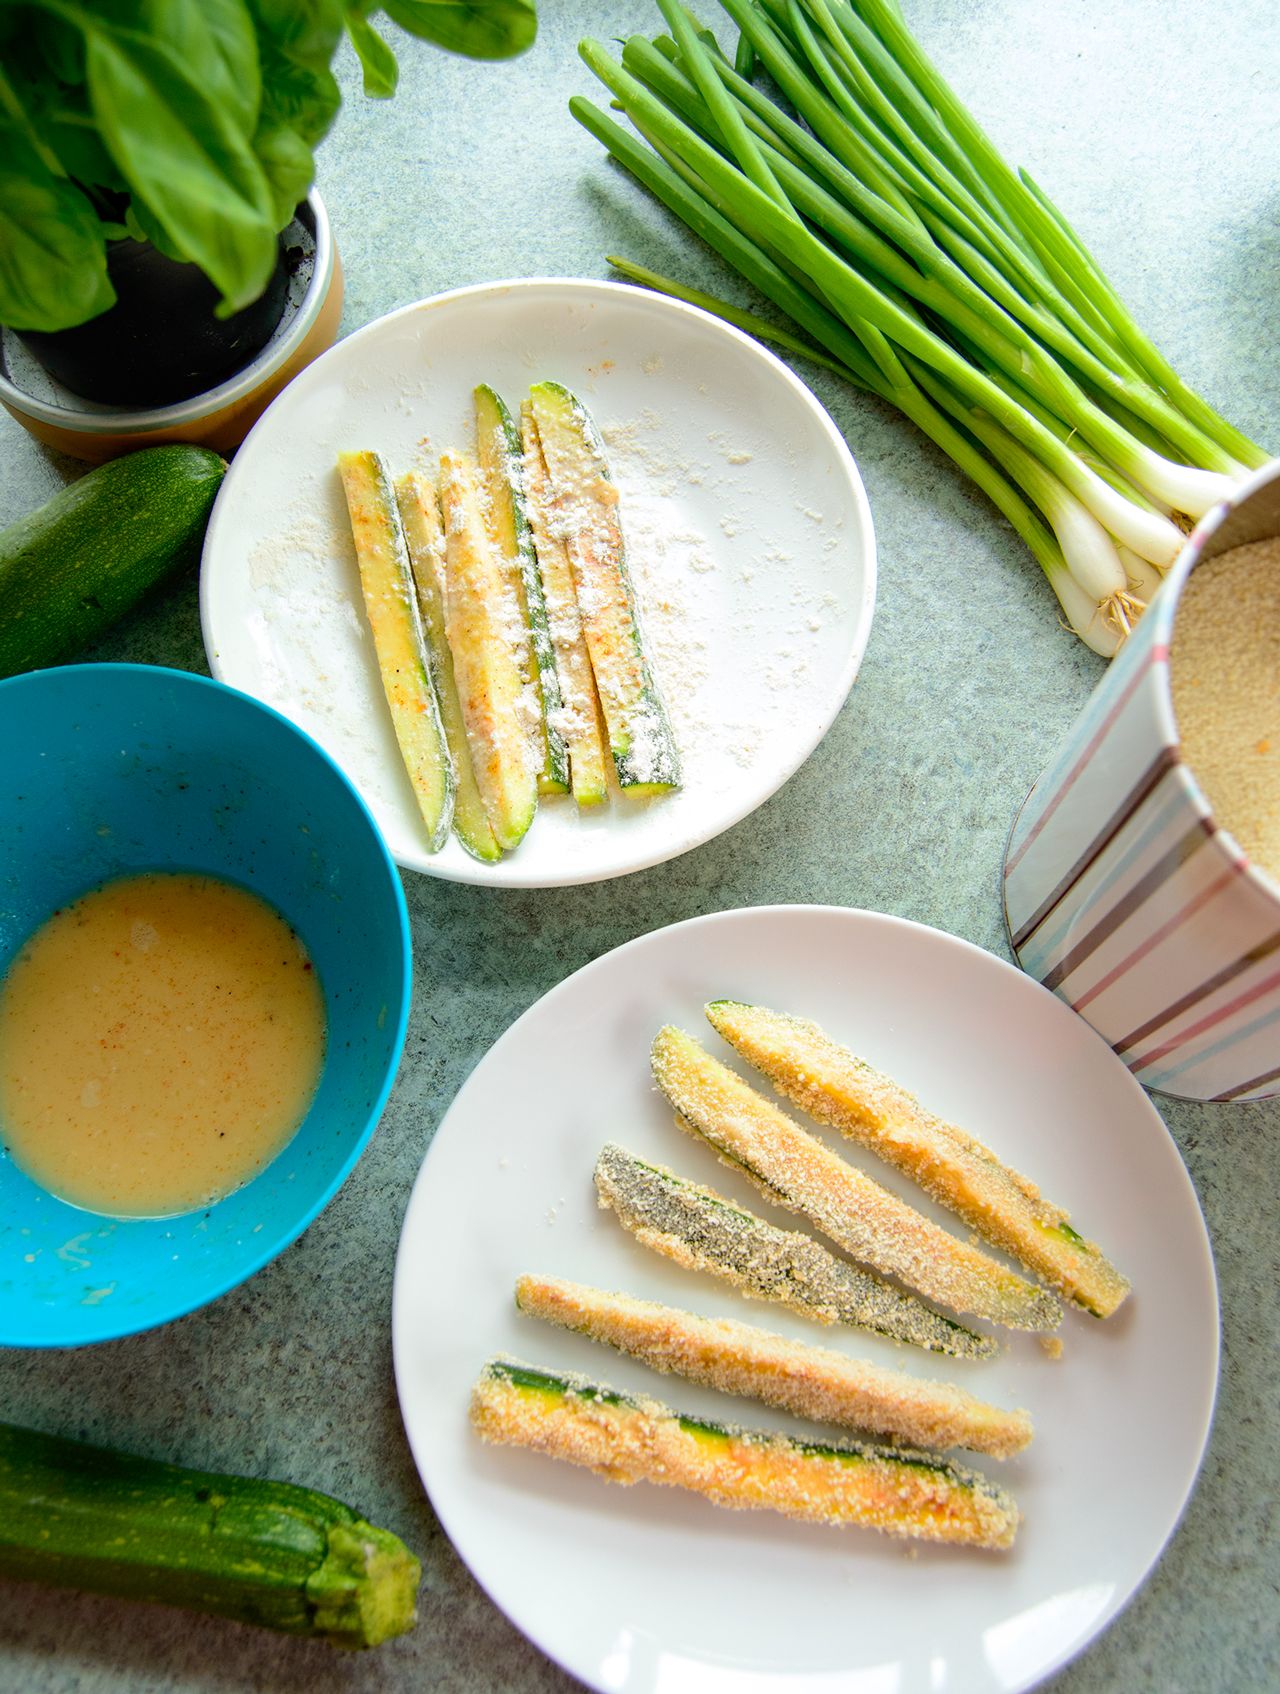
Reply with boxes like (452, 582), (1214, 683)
(652, 1027), (1062, 1333)
(470, 1359), (1019, 1550)
(514, 1274), (1032, 1457)
(594, 1144), (998, 1360)
(707, 1001), (1130, 1319)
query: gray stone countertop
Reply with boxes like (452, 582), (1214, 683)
(1, 3), (1276, 1690)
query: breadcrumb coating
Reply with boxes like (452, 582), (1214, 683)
(594, 1144), (998, 1359)
(706, 1001), (1130, 1318)
(515, 1273), (1032, 1457)
(651, 1027), (1062, 1333)
(470, 1359), (1020, 1551)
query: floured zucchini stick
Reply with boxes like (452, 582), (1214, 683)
(470, 1359), (1019, 1550)
(652, 1028), (1063, 1333)
(521, 401), (609, 807)
(437, 449), (538, 851)
(394, 473), (501, 864)
(594, 1144), (996, 1360)
(707, 1002), (1131, 1319)
(527, 381), (680, 795)
(337, 450), (454, 850)
(474, 384), (569, 795)
(514, 1274), (1032, 1458)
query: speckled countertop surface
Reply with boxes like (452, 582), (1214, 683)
(1, 3), (1277, 1690)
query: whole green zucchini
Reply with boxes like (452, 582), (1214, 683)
(0, 1422), (420, 1648)
(0, 445), (226, 679)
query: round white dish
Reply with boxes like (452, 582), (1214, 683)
(392, 905), (1219, 1693)
(200, 279), (876, 886)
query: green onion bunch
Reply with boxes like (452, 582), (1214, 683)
(571, 0), (1269, 654)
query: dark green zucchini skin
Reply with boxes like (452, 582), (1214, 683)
(0, 445), (226, 679)
(0, 1422), (420, 1647)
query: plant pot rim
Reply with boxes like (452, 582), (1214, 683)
(0, 191), (334, 438)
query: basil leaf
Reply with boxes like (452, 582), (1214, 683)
(0, 115), (114, 330)
(132, 0), (263, 144)
(0, 58), (69, 178)
(41, 104), (127, 197)
(250, 2), (342, 148)
(0, 20), (121, 193)
(248, 0), (343, 223)
(6, 58), (128, 196)
(28, 11), (87, 87)
(250, 119), (315, 225)
(382, 0), (536, 61)
(345, 8), (399, 97)
(124, 195), (187, 261)
(83, 20), (278, 314)
(249, 0), (345, 111)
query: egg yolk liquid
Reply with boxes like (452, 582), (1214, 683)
(0, 872), (327, 1218)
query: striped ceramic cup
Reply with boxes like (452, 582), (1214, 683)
(1003, 457), (1280, 1103)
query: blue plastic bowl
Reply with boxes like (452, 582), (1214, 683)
(0, 664), (411, 1347)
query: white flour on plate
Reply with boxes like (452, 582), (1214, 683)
(241, 397), (848, 797)
(603, 411), (845, 776)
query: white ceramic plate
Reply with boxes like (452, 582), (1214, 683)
(392, 906), (1219, 1693)
(200, 280), (876, 886)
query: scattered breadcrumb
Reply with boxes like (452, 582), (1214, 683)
(1171, 538), (1280, 881)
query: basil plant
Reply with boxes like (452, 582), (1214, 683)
(0, 1), (538, 332)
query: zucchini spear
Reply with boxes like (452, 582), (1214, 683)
(707, 1001), (1131, 1318)
(474, 383), (570, 795)
(521, 400), (610, 807)
(652, 1027), (1063, 1333)
(471, 1359), (1019, 1550)
(337, 450), (454, 850)
(0, 1421), (420, 1647)
(437, 449), (539, 851)
(526, 380), (680, 795)
(593, 1143), (997, 1360)
(514, 1274), (1032, 1457)
(395, 471), (502, 864)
